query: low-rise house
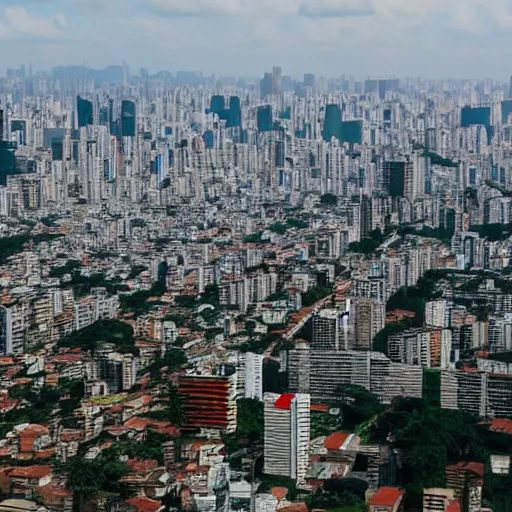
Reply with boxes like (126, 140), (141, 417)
(446, 462), (484, 512)
(8, 465), (53, 499)
(8, 425), (53, 461)
(307, 432), (360, 481)
(124, 496), (163, 512)
(0, 499), (48, 512)
(56, 430), (83, 462)
(37, 485), (73, 512)
(423, 489), (457, 512)
(369, 487), (405, 512)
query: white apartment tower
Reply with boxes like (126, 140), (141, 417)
(264, 393), (310, 484)
(245, 352), (264, 401)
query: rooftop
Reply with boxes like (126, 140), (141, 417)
(275, 393), (295, 410)
(370, 487), (405, 508)
(324, 432), (351, 451)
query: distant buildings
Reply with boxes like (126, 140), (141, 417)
(288, 346), (423, 404)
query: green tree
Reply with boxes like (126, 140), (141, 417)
(320, 193), (338, 206)
(347, 228), (385, 255)
(175, 295), (197, 308)
(58, 320), (137, 355)
(167, 384), (185, 426)
(200, 284), (220, 307)
(370, 398), (484, 509)
(270, 223), (287, 234)
(335, 385), (384, 430)
(263, 360), (288, 393)
(67, 458), (105, 510)
(147, 348), (187, 383)
(302, 285), (333, 307)
(306, 490), (367, 511)
(237, 398), (264, 441)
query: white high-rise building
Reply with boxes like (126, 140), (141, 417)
(263, 392), (310, 484)
(245, 352), (264, 401)
(426, 300), (451, 328)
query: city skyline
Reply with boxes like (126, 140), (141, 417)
(1, 5), (512, 511)
(1, 0), (512, 79)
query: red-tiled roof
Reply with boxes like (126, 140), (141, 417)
(60, 430), (83, 442)
(488, 418), (512, 435)
(50, 354), (82, 364)
(279, 504), (308, 512)
(22, 425), (49, 436)
(9, 465), (52, 478)
(311, 404), (329, 412)
(39, 484), (72, 498)
(447, 461), (485, 477)
(271, 487), (288, 501)
(36, 448), (56, 459)
(370, 487), (405, 507)
(324, 432), (350, 450)
(275, 394), (295, 410)
(125, 496), (161, 512)
(126, 458), (159, 473)
(447, 500), (461, 512)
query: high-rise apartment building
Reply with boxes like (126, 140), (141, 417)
(178, 373), (237, 433)
(263, 393), (310, 484)
(354, 298), (386, 350)
(245, 352), (264, 401)
(0, 300), (26, 355)
(312, 309), (341, 350)
(425, 300), (451, 328)
(441, 369), (512, 417)
(288, 346), (423, 404)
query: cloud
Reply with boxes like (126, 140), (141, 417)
(0, 6), (70, 41)
(299, 0), (374, 18)
(148, 0), (306, 17)
(1, 0), (512, 79)
(149, 0), (243, 16)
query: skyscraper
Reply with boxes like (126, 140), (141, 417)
(210, 95), (225, 115)
(264, 393), (311, 484)
(260, 73), (273, 99)
(257, 105), (273, 132)
(323, 104), (342, 142)
(77, 96), (94, 128)
(312, 309), (341, 350)
(121, 100), (136, 137)
(304, 73), (316, 89)
(384, 161), (406, 197)
(260, 67), (283, 98)
(228, 96), (241, 128)
(272, 66), (282, 95)
(340, 120), (363, 144)
(0, 110), (17, 186)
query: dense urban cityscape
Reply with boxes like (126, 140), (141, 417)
(0, 63), (511, 512)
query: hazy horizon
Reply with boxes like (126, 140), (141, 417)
(1, 0), (512, 80)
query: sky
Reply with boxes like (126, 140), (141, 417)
(1, 0), (512, 79)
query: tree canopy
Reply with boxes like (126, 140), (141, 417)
(58, 319), (138, 355)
